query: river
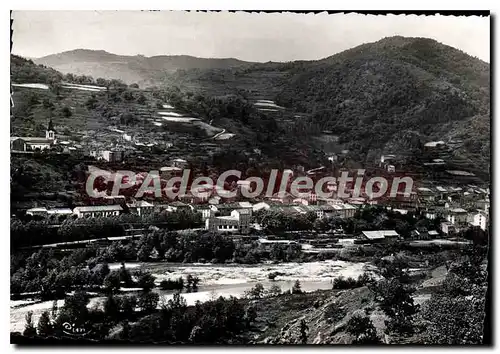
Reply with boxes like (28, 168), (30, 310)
(11, 260), (373, 333)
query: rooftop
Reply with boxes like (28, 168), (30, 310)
(74, 205), (123, 213)
(362, 230), (399, 240)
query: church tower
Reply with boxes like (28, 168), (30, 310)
(46, 119), (56, 141)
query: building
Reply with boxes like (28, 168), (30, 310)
(331, 203), (357, 219)
(47, 208), (74, 216)
(440, 222), (457, 236)
(26, 207), (49, 217)
(127, 200), (155, 216)
(252, 202), (271, 213)
(172, 158), (188, 168)
(73, 205), (123, 218)
(10, 120), (57, 151)
(258, 238), (298, 251)
(428, 230), (440, 238)
(360, 230), (400, 244)
(213, 202), (253, 217)
(160, 166), (182, 179)
(169, 201), (195, 212)
(411, 228), (430, 240)
(205, 209), (251, 234)
(101, 150), (125, 163)
(196, 205), (215, 221)
(470, 210), (489, 231)
(446, 208), (468, 225)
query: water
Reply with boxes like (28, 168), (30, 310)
(11, 260), (372, 332)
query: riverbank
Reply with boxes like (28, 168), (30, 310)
(10, 259), (374, 333)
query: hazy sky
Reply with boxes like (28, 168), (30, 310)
(11, 11), (490, 62)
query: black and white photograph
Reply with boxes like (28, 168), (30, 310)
(9, 9), (491, 345)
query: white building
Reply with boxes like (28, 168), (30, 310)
(73, 205), (123, 218)
(470, 210), (489, 231)
(446, 208), (468, 225)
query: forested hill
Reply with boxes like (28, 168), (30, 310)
(275, 36), (490, 172)
(33, 49), (253, 86)
(11, 55), (64, 84)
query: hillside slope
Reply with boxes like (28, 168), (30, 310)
(275, 36), (490, 172)
(34, 49), (253, 86)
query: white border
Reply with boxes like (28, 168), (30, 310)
(2, 1), (496, 353)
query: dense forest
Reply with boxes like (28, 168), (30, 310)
(273, 37), (490, 170)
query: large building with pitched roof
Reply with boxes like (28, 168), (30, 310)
(10, 119), (57, 152)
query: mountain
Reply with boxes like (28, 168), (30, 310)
(273, 36), (490, 174)
(159, 36), (490, 175)
(33, 49), (254, 86)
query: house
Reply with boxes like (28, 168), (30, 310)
(301, 204), (337, 219)
(446, 208), (468, 225)
(331, 203), (357, 219)
(424, 141), (446, 148)
(213, 202), (253, 217)
(470, 210), (489, 231)
(26, 207), (49, 217)
(360, 230), (400, 244)
(428, 230), (440, 239)
(127, 200), (154, 216)
(269, 191), (294, 204)
(171, 158), (188, 169)
(103, 195), (126, 205)
(205, 209), (251, 234)
(160, 166), (182, 179)
(253, 202), (271, 213)
(73, 205), (123, 218)
(10, 120), (57, 151)
(169, 201), (195, 212)
(101, 150), (124, 163)
(417, 187), (436, 202)
(47, 208), (74, 216)
(440, 222), (457, 236)
(196, 205), (215, 221)
(257, 238), (298, 251)
(411, 228), (429, 240)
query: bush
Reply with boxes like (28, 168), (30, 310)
(323, 302), (346, 323)
(160, 278), (184, 291)
(346, 313), (381, 344)
(332, 276), (358, 289)
(291, 280), (303, 294)
(266, 284), (282, 297)
(244, 283), (265, 299)
(137, 291), (160, 312)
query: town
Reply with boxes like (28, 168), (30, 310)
(10, 10), (490, 346)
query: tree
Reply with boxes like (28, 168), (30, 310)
(245, 283), (265, 299)
(119, 295), (138, 317)
(61, 106), (72, 118)
(104, 294), (120, 319)
(37, 311), (53, 337)
(292, 280), (303, 294)
(23, 311), (37, 337)
(103, 271), (121, 291)
(299, 319), (308, 344)
(138, 291), (160, 312)
(244, 306), (257, 326)
(135, 270), (156, 291)
(266, 284), (282, 297)
(346, 313), (381, 344)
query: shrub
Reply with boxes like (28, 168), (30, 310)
(291, 280), (303, 294)
(332, 276), (358, 289)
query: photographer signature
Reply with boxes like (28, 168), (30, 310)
(62, 322), (92, 337)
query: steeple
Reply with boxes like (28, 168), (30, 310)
(46, 119), (56, 140)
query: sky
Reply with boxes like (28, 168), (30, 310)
(11, 11), (490, 62)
